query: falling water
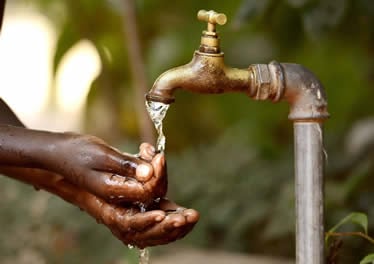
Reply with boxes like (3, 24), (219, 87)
(139, 248), (150, 264)
(138, 203), (149, 264)
(145, 101), (170, 152)
(137, 101), (169, 264)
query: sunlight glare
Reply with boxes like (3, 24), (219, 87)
(56, 40), (101, 113)
(0, 11), (54, 120)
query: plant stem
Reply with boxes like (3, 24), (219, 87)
(326, 232), (374, 245)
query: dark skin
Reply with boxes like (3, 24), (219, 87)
(0, 125), (166, 204)
(0, 98), (199, 248)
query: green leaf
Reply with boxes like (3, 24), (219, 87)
(325, 212), (368, 244)
(360, 253), (374, 264)
(331, 212), (368, 234)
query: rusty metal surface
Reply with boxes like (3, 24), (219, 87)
(249, 62), (329, 121)
(146, 51), (252, 103)
(147, 10), (329, 264)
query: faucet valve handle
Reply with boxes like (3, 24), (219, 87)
(197, 10), (227, 54)
(197, 10), (227, 30)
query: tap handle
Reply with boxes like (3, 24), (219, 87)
(197, 10), (227, 32)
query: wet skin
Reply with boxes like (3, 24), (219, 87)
(0, 98), (199, 248)
(0, 163), (199, 248)
(0, 126), (167, 204)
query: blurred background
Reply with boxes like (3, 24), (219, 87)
(0, 0), (373, 263)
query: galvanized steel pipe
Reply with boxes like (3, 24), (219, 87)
(294, 122), (325, 264)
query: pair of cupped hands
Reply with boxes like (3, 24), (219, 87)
(54, 136), (199, 249)
(1, 129), (199, 249)
(58, 136), (199, 248)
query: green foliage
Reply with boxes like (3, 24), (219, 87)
(326, 212), (374, 264)
(361, 254), (374, 264)
(326, 212), (368, 244)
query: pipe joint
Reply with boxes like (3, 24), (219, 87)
(250, 61), (329, 122)
(249, 61), (285, 102)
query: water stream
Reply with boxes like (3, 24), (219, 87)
(134, 101), (170, 264)
(145, 101), (170, 152)
(138, 248), (150, 264)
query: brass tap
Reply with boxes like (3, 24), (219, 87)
(146, 10), (253, 104)
(197, 10), (227, 54)
(146, 9), (329, 121)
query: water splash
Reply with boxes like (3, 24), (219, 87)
(145, 101), (170, 152)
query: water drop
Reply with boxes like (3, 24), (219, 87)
(139, 248), (150, 264)
(137, 202), (147, 213)
(128, 244), (134, 249)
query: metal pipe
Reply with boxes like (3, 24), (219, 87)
(294, 122), (325, 264)
(251, 62), (328, 263)
(146, 10), (329, 263)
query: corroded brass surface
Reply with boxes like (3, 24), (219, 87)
(197, 10), (227, 26)
(146, 9), (329, 122)
(196, 10), (227, 54)
(146, 10), (329, 263)
(146, 51), (252, 103)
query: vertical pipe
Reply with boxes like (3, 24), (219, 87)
(294, 122), (324, 264)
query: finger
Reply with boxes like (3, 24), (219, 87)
(133, 213), (186, 241)
(131, 213), (195, 248)
(151, 153), (165, 178)
(182, 209), (200, 223)
(138, 153), (167, 200)
(103, 149), (153, 180)
(159, 198), (185, 212)
(158, 199), (199, 223)
(165, 213), (187, 228)
(124, 210), (165, 232)
(82, 171), (150, 203)
(135, 163), (153, 182)
(139, 143), (156, 161)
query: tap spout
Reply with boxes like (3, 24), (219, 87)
(146, 51), (253, 104)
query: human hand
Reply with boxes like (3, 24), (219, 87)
(0, 166), (198, 249)
(80, 196), (199, 249)
(46, 134), (167, 204)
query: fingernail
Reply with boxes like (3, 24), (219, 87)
(136, 164), (152, 181)
(155, 215), (164, 222)
(149, 145), (156, 153)
(173, 222), (182, 227)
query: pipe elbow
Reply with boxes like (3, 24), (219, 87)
(250, 62), (329, 121)
(281, 63), (329, 121)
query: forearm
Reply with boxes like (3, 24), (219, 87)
(0, 166), (124, 224)
(0, 166), (80, 204)
(0, 125), (66, 169)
